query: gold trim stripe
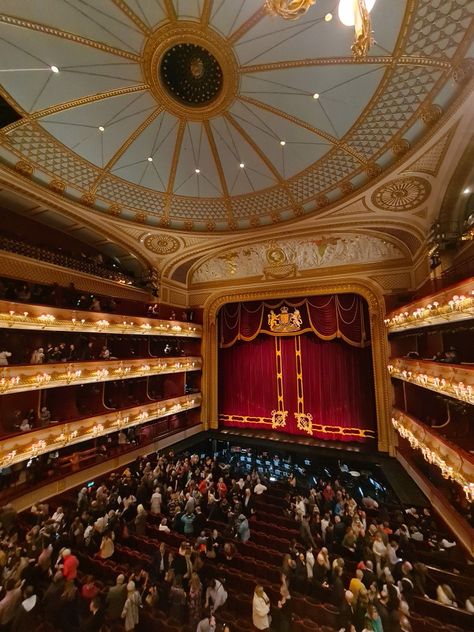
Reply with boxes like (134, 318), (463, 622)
(295, 336), (304, 415)
(275, 337), (284, 411)
(0, 14), (141, 61)
(218, 415), (376, 438)
(240, 56), (452, 74)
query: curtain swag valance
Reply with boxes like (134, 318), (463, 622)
(219, 294), (370, 348)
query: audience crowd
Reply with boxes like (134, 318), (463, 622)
(0, 447), (471, 632)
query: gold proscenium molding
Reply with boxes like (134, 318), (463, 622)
(142, 21), (240, 122)
(202, 280), (393, 454)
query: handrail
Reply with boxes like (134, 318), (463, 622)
(0, 356), (201, 394)
(0, 392), (201, 468)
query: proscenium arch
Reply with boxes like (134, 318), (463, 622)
(202, 279), (393, 454)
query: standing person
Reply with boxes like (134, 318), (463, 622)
(252, 584), (271, 631)
(189, 572), (203, 627)
(105, 574), (126, 624)
(204, 578), (227, 613)
(121, 581), (141, 632)
(273, 583), (293, 632)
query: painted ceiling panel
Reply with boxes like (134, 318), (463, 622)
(40, 91), (156, 167)
(174, 121), (223, 197)
(210, 116), (277, 195)
(0, 0), (144, 53)
(126, 0), (167, 28)
(210, 0), (262, 38)
(241, 64), (385, 138)
(112, 111), (178, 188)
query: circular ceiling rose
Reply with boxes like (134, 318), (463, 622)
(160, 43), (223, 106)
(144, 234), (180, 255)
(371, 177), (431, 211)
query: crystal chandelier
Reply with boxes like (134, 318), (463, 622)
(266, 0), (375, 57)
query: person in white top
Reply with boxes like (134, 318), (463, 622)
(252, 585), (270, 630)
(254, 480), (267, 495)
(158, 518), (170, 534)
(305, 546), (315, 580)
(204, 579), (227, 613)
(150, 489), (162, 515)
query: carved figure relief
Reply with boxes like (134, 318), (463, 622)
(191, 234), (403, 283)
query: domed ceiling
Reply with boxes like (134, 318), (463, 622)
(0, 0), (472, 233)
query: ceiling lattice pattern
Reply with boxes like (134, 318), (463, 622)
(0, 0), (472, 232)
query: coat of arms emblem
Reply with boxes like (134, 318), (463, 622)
(268, 306), (302, 333)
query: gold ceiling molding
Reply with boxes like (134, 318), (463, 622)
(0, 14), (140, 61)
(111, 0), (152, 36)
(371, 176), (431, 212)
(240, 55), (452, 74)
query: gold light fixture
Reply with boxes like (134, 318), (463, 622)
(265, 0), (316, 20)
(266, 0), (375, 57)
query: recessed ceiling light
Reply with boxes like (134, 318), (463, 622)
(98, 126), (105, 132)
(240, 162), (245, 168)
(280, 140), (286, 146)
(313, 93), (320, 100)
(50, 65), (59, 73)
(464, 187), (471, 195)
(147, 157), (153, 162)
(195, 168), (200, 174)
(324, 12), (333, 21)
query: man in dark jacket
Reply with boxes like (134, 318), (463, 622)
(105, 573), (127, 622)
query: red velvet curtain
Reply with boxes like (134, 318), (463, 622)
(220, 294), (369, 348)
(218, 297), (376, 443)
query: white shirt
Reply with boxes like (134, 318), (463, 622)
(254, 483), (267, 495)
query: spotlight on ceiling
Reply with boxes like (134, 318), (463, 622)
(50, 65), (59, 73)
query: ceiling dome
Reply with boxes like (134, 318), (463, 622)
(0, 0), (472, 232)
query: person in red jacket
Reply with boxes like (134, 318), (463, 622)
(61, 548), (79, 581)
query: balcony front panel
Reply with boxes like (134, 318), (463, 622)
(387, 357), (474, 405)
(392, 408), (474, 502)
(0, 356), (201, 394)
(385, 278), (474, 333)
(0, 300), (202, 337)
(0, 392), (201, 468)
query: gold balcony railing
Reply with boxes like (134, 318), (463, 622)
(0, 392), (201, 468)
(385, 278), (474, 332)
(0, 300), (202, 337)
(0, 357), (201, 394)
(392, 408), (474, 502)
(387, 357), (474, 405)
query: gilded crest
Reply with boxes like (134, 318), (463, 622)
(268, 306), (302, 333)
(271, 410), (288, 429)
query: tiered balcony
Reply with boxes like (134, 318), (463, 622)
(392, 408), (474, 502)
(387, 357), (474, 405)
(0, 356), (201, 394)
(0, 300), (202, 336)
(0, 392), (201, 469)
(385, 278), (474, 333)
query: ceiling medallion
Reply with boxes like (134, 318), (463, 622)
(143, 22), (238, 121)
(144, 234), (180, 255)
(160, 43), (223, 106)
(371, 177), (431, 211)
